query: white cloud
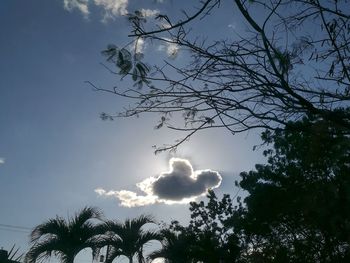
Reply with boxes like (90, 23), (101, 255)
(166, 43), (179, 58)
(158, 38), (179, 58)
(228, 23), (236, 29)
(95, 188), (157, 207)
(63, 0), (128, 20)
(94, 0), (128, 21)
(95, 158), (222, 207)
(0, 158), (4, 166)
(134, 38), (145, 54)
(139, 8), (159, 17)
(64, 0), (90, 17)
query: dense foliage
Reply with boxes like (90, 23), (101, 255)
(237, 116), (350, 262)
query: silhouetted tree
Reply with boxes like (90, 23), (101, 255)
(100, 215), (161, 263)
(26, 207), (104, 263)
(151, 192), (241, 263)
(235, 115), (350, 262)
(94, 0), (350, 152)
(148, 228), (196, 263)
(187, 191), (241, 263)
(0, 245), (23, 263)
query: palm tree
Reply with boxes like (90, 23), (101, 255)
(148, 230), (195, 263)
(0, 245), (23, 263)
(102, 215), (161, 263)
(26, 206), (104, 263)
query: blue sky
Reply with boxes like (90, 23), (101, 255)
(0, 0), (265, 260)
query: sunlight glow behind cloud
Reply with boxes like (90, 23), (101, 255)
(95, 158), (222, 207)
(0, 158), (4, 166)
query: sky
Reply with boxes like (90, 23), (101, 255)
(0, 0), (265, 261)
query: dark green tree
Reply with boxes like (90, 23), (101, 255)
(236, 116), (350, 262)
(151, 192), (241, 263)
(0, 245), (23, 263)
(25, 207), (104, 263)
(100, 215), (161, 263)
(187, 191), (241, 263)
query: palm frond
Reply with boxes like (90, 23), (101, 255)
(28, 207), (106, 263)
(30, 217), (68, 243)
(148, 249), (166, 261)
(26, 238), (63, 263)
(102, 215), (160, 262)
(70, 206), (103, 229)
(105, 246), (123, 263)
(105, 220), (123, 233)
(6, 245), (23, 262)
(137, 247), (145, 263)
(128, 215), (155, 230)
(137, 231), (162, 247)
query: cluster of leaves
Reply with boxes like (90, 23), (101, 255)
(101, 44), (150, 89)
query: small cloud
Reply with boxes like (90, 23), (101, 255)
(158, 38), (179, 58)
(95, 158), (222, 207)
(166, 43), (179, 58)
(0, 158), (4, 166)
(64, 0), (90, 17)
(134, 38), (145, 54)
(63, 0), (128, 21)
(139, 8), (159, 17)
(228, 23), (236, 29)
(94, 0), (128, 22)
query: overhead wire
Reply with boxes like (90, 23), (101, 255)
(0, 223), (32, 233)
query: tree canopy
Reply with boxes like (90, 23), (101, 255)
(94, 0), (350, 152)
(25, 207), (104, 263)
(235, 115), (350, 262)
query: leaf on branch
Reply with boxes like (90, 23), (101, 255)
(132, 68), (138, 81)
(101, 44), (118, 62)
(100, 112), (114, 121)
(204, 117), (214, 124)
(329, 62), (335, 77)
